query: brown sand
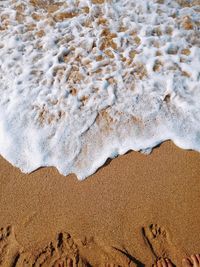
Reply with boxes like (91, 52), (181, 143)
(0, 141), (200, 266)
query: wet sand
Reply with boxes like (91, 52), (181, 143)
(0, 141), (200, 266)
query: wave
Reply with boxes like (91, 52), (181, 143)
(0, 0), (200, 179)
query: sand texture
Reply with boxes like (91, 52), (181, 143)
(0, 141), (200, 266)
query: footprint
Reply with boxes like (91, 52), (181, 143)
(141, 224), (178, 264)
(55, 232), (89, 267)
(0, 227), (134, 266)
(16, 232), (91, 267)
(0, 226), (21, 267)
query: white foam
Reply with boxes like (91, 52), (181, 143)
(0, 0), (200, 179)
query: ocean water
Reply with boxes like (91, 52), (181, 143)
(0, 0), (200, 179)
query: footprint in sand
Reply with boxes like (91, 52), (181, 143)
(142, 224), (179, 263)
(0, 226), (133, 266)
(0, 226), (21, 267)
(16, 232), (90, 267)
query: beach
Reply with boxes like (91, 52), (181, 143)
(0, 141), (200, 266)
(1, 0), (200, 265)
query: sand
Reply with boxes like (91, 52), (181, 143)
(0, 141), (200, 266)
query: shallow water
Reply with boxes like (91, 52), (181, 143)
(0, 0), (200, 179)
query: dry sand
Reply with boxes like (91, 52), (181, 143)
(0, 141), (200, 266)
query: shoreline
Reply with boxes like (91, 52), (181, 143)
(0, 141), (200, 266)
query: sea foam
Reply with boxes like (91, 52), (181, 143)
(0, 0), (200, 179)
